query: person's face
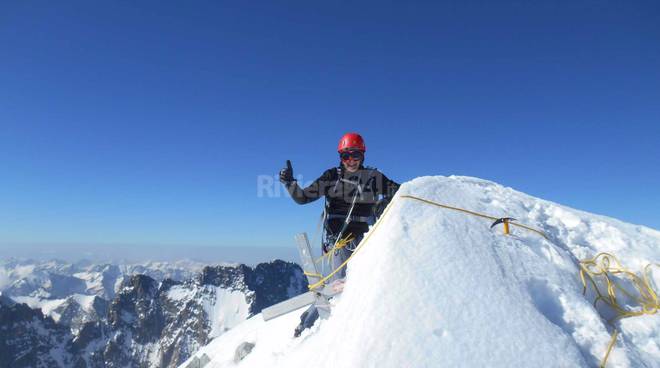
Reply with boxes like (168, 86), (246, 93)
(340, 150), (364, 173)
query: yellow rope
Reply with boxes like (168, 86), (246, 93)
(307, 194), (547, 290)
(399, 194), (498, 221)
(399, 195), (548, 239)
(579, 252), (660, 367)
(600, 330), (619, 368)
(334, 234), (355, 251)
(302, 194), (658, 368)
(307, 199), (398, 290)
(313, 234), (355, 265)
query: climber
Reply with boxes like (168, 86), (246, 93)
(279, 132), (400, 337)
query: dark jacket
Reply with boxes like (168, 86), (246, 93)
(285, 165), (400, 219)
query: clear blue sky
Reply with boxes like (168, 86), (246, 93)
(1, 1), (659, 259)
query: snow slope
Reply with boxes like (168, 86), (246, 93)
(164, 284), (250, 339)
(183, 176), (660, 368)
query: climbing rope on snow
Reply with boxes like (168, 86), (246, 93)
(307, 194), (548, 291)
(399, 195), (548, 239)
(579, 252), (660, 368)
(303, 192), (658, 368)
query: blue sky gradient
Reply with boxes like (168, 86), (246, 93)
(1, 1), (659, 259)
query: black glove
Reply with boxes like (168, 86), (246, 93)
(279, 160), (294, 185)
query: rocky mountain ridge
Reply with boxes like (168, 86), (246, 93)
(0, 260), (307, 368)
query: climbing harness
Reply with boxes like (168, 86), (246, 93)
(332, 187), (360, 249)
(579, 252), (659, 368)
(326, 213), (374, 224)
(314, 168), (372, 273)
(314, 189), (361, 270)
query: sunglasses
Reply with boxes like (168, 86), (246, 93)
(340, 150), (364, 161)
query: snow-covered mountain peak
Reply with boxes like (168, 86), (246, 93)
(185, 175), (660, 368)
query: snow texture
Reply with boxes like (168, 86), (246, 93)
(0, 259), (206, 301)
(11, 296), (68, 322)
(183, 175), (660, 368)
(165, 284), (250, 339)
(204, 288), (250, 338)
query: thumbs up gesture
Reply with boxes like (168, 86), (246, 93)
(279, 160), (294, 184)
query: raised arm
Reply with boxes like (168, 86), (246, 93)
(280, 161), (332, 205)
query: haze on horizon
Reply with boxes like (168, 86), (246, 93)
(0, 242), (298, 266)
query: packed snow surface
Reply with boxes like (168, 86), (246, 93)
(183, 176), (660, 368)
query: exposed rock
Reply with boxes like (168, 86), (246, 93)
(0, 260), (307, 368)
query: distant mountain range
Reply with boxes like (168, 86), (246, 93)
(0, 258), (307, 367)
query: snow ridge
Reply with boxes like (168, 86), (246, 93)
(185, 175), (660, 368)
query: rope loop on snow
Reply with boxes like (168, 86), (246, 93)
(579, 253), (660, 368)
(307, 194), (548, 291)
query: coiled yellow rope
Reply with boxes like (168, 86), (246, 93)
(579, 253), (660, 367)
(313, 234), (355, 265)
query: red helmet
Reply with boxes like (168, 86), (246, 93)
(337, 132), (366, 152)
